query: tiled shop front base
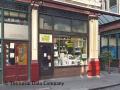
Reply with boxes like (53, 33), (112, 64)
(54, 66), (88, 78)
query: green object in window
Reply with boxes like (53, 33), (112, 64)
(66, 41), (74, 48)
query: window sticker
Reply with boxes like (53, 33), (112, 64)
(10, 43), (15, 49)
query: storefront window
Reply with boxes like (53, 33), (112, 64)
(109, 34), (116, 59)
(4, 10), (28, 40)
(72, 20), (87, 33)
(54, 17), (71, 32)
(54, 36), (87, 66)
(118, 34), (120, 59)
(101, 35), (108, 52)
(39, 15), (53, 30)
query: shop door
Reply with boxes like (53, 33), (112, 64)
(4, 41), (28, 83)
(39, 43), (54, 79)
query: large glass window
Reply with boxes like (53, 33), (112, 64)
(101, 35), (117, 59)
(39, 15), (53, 30)
(102, 0), (118, 13)
(109, 34), (116, 59)
(72, 20), (87, 33)
(54, 36), (87, 66)
(101, 35), (108, 51)
(118, 34), (120, 59)
(54, 17), (71, 32)
(4, 10), (28, 40)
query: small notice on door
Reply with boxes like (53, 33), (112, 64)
(44, 53), (47, 57)
(49, 63), (51, 67)
(10, 43), (15, 49)
(10, 53), (14, 58)
(48, 55), (51, 60)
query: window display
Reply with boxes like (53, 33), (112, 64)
(54, 36), (87, 66)
(5, 42), (28, 66)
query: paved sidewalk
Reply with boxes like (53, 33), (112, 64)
(0, 71), (120, 90)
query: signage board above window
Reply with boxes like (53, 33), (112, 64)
(53, 0), (101, 9)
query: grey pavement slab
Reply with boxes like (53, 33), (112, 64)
(0, 71), (120, 90)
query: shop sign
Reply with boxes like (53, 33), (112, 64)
(53, 0), (101, 8)
(16, 0), (32, 3)
(39, 34), (52, 43)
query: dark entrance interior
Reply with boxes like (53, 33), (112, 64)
(38, 43), (54, 79)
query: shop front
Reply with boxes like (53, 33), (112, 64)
(0, 1), (30, 83)
(38, 7), (88, 78)
(3, 9), (29, 82)
(100, 22), (120, 67)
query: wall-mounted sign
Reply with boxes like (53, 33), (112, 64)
(39, 34), (53, 43)
(53, 0), (101, 8)
(16, 0), (32, 3)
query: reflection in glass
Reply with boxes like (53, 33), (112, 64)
(72, 20), (87, 33)
(40, 15), (52, 30)
(54, 17), (71, 32)
(109, 0), (117, 13)
(109, 34), (116, 59)
(118, 34), (120, 59)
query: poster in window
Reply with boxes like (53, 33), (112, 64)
(10, 43), (15, 49)
(16, 44), (28, 65)
(39, 34), (52, 43)
(10, 53), (15, 58)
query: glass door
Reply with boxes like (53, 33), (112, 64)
(38, 43), (54, 79)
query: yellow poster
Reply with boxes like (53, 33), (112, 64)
(39, 34), (52, 43)
(16, 44), (28, 65)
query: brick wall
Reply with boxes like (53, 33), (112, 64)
(53, 66), (87, 78)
